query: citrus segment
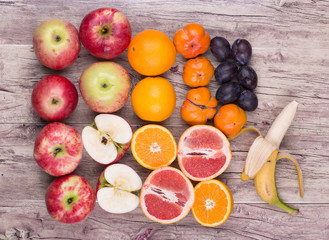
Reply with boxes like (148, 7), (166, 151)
(140, 167), (195, 224)
(178, 125), (232, 181)
(143, 194), (183, 220)
(192, 180), (233, 227)
(131, 125), (177, 169)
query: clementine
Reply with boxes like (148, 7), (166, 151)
(180, 87), (217, 125)
(214, 104), (247, 138)
(173, 23), (210, 59)
(182, 56), (214, 87)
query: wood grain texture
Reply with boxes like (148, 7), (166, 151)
(1, 0), (329, 239)
(0, 202), (329, 240)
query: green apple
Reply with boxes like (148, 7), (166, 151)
(79, 62), (131, 113)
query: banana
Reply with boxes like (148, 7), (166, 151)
(241, 101), (300, 179)
(237, 101), (304, 214)
(254, 151), (303, 214)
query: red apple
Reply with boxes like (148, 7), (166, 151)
(96, 164), (142, 214)
(46, 174), (96, 223)
(79, 8), (131, 59)
(34, 122), (83, 177)
(79, 62), (130, 113)
(33, 19), (80, 70)
(32, 75), (78, 122)
(82, 114), (132, 165)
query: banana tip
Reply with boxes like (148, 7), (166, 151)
(241, 171), (250, 181)
(289, 209), (299, 216)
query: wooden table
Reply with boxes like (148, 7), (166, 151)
(1, 0), (328, 239)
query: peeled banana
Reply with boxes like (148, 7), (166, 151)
(237, 101), (304, 214)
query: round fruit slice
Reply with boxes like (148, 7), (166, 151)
(177, 125), (232, 181)
(97, 164), (142, 214)
(192, 179), (233, 227)
(140, 166), (194, 224)
(131, 125), (177, 169)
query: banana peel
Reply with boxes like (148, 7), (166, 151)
(230, 101), (304, 214)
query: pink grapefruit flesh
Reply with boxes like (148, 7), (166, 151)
(177, 125), (232, 181)
(140, 167), (194, 224)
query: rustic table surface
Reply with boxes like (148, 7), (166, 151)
(1, 0), (329, 239)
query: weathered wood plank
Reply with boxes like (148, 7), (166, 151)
(1, 0), (329, 238)
(0, 124), (324, 204)
(0, 202), (328, 240)
(1, 0), (329, 50)
(1, 45), (329, 128)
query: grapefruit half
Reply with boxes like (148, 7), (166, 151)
(177, 125), (232, 181)
(140, 166), (195, 224)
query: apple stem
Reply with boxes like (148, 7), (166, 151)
(55, 35), (61, 42)
(53, 147), (62, 157)
(100, 25), (112, 36)
(51, 98), (58, 105)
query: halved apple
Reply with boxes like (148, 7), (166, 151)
(96, 164), (142, 214)
(82, 114), (132, 164)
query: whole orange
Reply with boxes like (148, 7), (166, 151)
(127, 29), (176, 76)
(131, 77), (176, 122)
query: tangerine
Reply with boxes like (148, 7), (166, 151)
(127, 29), (176, 76)
(131, 77), (176, 122)
(214, 104), (247, 138)
(180, 87), (217, 125)
(182, 56), (214, 87)
(173, 23), (210, 59)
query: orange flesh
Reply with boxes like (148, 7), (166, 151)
(134, 127), (176, 168)
(142, 168), (193, 222)
(193, 181), (232, 226)
(144, 194), (183, 220)
(179, 128), (228, 179)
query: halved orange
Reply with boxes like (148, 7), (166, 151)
(192, 179), (233, 227)
(131, 125), (177, 169)
(140, 166), (195, 224)
(177, 125), (232, 181)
